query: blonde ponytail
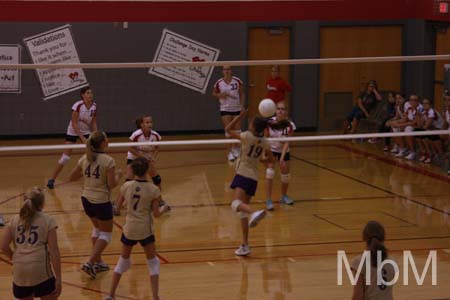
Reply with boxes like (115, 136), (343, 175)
(19, 187), (45, 230)
(86, 131), (107, 163)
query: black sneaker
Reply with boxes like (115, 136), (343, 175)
(94, 261), (110, 273)
(81, 262), (96, 279)
(47, 179), (55, 189)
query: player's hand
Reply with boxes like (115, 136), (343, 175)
(279, 159), (286, 168)
(239, 108), (248, 117)
(80, 136), (87, 144)
(53, 279), (62, 298)
(116, 168), (123, 179)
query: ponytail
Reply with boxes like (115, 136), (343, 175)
(369, 237), (387, 267)
(19, 187), (45, 230)
(363, 220), (388, 267)
(86, 131), (107, 163)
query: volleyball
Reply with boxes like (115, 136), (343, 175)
(258, 98), (276, 117)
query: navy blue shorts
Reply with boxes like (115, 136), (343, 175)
(65, 134), (89, 143)
(230, 174), (258, 196)
(13, 276), (55, 299)
(346, 106), (366, 122)
(220, 111), (240, 116)
(272, 152), (290, 161)
(121, 233), (155, 247)
(81, 197), (113, 221)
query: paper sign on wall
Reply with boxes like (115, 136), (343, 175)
(149, 29), (220, 94)
(0, 45), (21, 93)
(24, 24), (88, 101)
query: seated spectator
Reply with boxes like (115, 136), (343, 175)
(343, 80), (382, 134)
(377, 92), (397, 151)
(386, 93), (406, 153)
(391, 95), (421, 160)
(415, 99), (444, 163)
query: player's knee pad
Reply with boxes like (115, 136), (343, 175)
(98, 231), (112, 244)
(152, 175), (162, 185)
(91, 227), (100, 238)
(58, 153), (71, 165)
(239, 211), (249, 219)
(281, 173), (291, 183)
(114, 257), (131, 274)
(231, 199), (243, 212)
(266, 168), (275, 179)
(147, 257), (160, 276)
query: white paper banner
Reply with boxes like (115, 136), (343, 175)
(149, 29), (220, 94)
(0, 45), (21, 93)
(23, 24), (88, 101)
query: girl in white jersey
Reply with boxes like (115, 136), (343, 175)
(265, 102), (296, 211)
(226, 110), (290, 256)
(69, 131), (122, 279)
(47, 86), (98, 189)
(350, 221), (395, 300)
(1, 188), (62, 300)
(106, 158), (170, 300)
(391, 94), (421, 160)
(114, 115), (168, 214)
(213, 66), (244, 162)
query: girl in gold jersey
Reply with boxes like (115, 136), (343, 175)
(350, 221), (395, 300)
(226, 109), (290, 256)
(69, 131), (122, 279)
(106, 157), (170, 300)
(1, 188), (61, 300)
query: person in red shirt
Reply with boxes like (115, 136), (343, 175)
(266, 65), (292, 104)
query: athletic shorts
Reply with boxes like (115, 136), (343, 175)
(121, 233), (155, 247)
(81, 197), (113, 221)
(65, 134), (89, 143)
(220, 111), (240, 116)
(230, 174), (257, 197)
(13, 277), (55, 299)
(272, 152), (290, 161)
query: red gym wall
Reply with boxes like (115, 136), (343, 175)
(0, 0), (449, 22)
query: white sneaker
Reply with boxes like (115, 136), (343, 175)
(235, 244), (251, 256)
(248, 210), (266, 227)
(232, 147), (240, 158)
(424, 157), (431, 164)
(405, 152), (416, 160)
(395, 150), (407, 158)
(390, 144), (399, 153)
(419, 155), (426, 162)
(227, 152), (235, 161)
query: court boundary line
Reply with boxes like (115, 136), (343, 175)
(291, 154), (450, 216)
(336, 144), (450, 184)
(57, 235), (450, 260)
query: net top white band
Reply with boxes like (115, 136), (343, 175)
(1, 54), (450, 69)
(0, 130), (448, 152)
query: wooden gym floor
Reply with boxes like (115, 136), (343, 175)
(0, 136), (449, 300)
